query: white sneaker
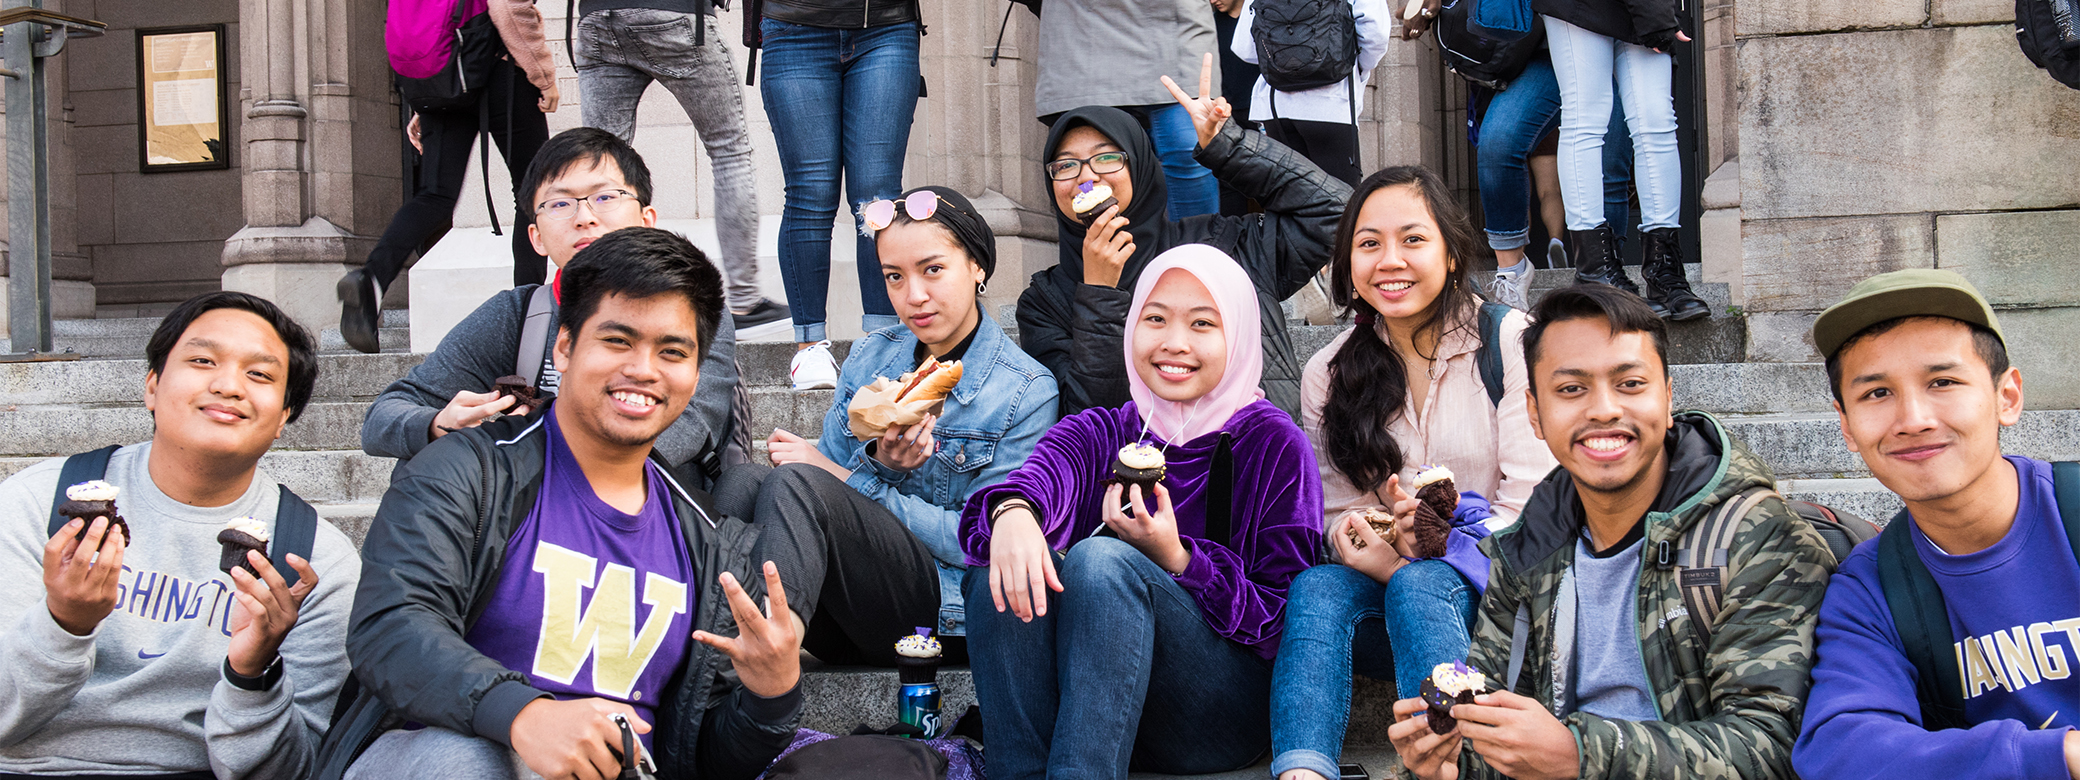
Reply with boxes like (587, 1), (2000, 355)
(1490, 266), (1535, 311)
(1547, 237), (1568, 269)
(790, 340), (839, 391)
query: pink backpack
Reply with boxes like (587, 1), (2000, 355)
(386, 0), (490, 79)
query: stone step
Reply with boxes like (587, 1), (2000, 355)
(0, 352), (425, 406)
(47, 312), (410, 358)
(1722, 409), (2080, 480)
(1525, 262), (1732, 316)
(0, 448), (394, 506)
(1670, 362), (1834, 416)
(0, 400), (375, 456)
(1777, 478), (1903, 524)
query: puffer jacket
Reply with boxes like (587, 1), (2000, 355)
(1534, 0), (1681, 49)
(1017, 112), (1350, 419)
(313, 412), (799, 780)
(1454, 412), (1834, 779)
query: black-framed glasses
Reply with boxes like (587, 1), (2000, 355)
(1044, 151), (1128, 181)
(535, 189), (639, 222)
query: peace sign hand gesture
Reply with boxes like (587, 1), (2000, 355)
(692, 561), (803, 698)
(1160, 52), (1234, 149)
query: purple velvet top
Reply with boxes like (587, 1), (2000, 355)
(960, 399), (1324, 659)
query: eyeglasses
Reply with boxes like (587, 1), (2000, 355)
(862, 190), (965, 232)
(535, 189), (640, 222)
(1044, 151), (1128, 181)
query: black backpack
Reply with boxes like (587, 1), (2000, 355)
(2017, 0), (2080, 89)
(1436, 0), (1545, 90)
(1251, 0), (1361, 92)
(1877, 461), (2080, 729)
(48, 446), (319, 589)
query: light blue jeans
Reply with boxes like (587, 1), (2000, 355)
(1268, 561), (1477, 780)
(1545, 15), (1681, 232)
(1147, 103), (1221, 218)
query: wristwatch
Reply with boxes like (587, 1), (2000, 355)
(223, 656), (284, 692)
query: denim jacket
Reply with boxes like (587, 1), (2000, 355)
(815, 308), (1059, 636)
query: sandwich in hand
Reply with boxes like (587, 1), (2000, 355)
(847, 356), (965, 440)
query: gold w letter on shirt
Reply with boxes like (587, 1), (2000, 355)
(530, 542), (689, 698)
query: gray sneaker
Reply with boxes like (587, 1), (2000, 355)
(1489, 267), (1534, 311)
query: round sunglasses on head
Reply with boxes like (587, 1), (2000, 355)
(863, 190), (967, 232)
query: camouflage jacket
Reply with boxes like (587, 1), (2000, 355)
(1454, 412), (1835, 779)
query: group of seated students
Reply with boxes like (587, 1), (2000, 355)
(0, 70), (2069, 780)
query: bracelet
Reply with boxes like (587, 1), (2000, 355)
(223, 656), (283, 692)
(990, 497), (1034, 526)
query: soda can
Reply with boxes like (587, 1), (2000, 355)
(898, 681), (942, 738)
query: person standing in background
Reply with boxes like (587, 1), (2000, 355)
(1231, 0), (1393, 186)
(744, 0), (922, 390)
(1211, 0), (1263, 216)
(572, 0), (793, 332)
(1014, 0), (1225, 219)
(340, 0), (559, 355)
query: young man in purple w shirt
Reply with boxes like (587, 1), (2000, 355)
(321, 228), (802, 780)
(1795, 269), (2080, 779)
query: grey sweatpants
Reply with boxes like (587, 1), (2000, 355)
(346, 727), (544, 780)
(576, 9), (764, 312)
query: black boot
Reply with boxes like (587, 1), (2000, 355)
(1569, 225), (1640, 296)
(1641, 228), (1709, 321)
(335, 268), (381, 354)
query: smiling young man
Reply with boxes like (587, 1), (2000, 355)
(361, 127), (745, 488)
(325, 228), (801, 780)
(1793, 270), (2080, 780)
(0, 292), (358, 779)
(1387, 284), (1834, 780)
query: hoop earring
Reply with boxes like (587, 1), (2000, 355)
(977, 281), (988, 295)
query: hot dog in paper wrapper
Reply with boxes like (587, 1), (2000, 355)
(847, 356), (964, 441)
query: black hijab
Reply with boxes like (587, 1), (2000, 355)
(1041, 106), (1182, 299)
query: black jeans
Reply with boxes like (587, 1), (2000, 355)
(366, 57), (551, 290)
(716, 463), (954, 667)
(1264, 117), (1363, 187)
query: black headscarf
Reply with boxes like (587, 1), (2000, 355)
(1041, 106), (1182, 299)
(890, 185), (998, 281)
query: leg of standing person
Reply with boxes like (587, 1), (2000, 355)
(574, 9), (655, 143)
(1530, 136), (1567, 268)
(1544, 16), (1638, 293)
(964, 563), (1062, 780)
(1265, 117), (1361, 186)
(1612, 42), (1705, 319)
(836, 21), (920, 336)
(744, 463), (942, 667)
(759, 19), (845, 387)
(487, 59), (553, 288)
(339, 104), (478, 353)
(1050, 537), (1272, 776)
(1474, 57), (1561, 305)
(1269, 564), (1396, 780)
(1148, 102), (1221, 218)
(1213, 6), (1261, 216)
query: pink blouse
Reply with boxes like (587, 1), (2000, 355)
(1299, 306), (1557, 543)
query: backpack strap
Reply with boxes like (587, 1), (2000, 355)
(47, 445), (121, 536)
(272, 487), (319, 590)
(1476, 302), (1508, 406)
(517, 284), (557, 388)
(1205, 432), (1235, 549)
(1671, 485), (1772, 649)
(1875, 508), (1969, 730)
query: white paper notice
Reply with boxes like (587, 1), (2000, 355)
(152, 79), (216, 127)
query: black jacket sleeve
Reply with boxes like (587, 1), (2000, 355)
(1623, 0), (1679, 49)
(1017, 272), (1132, 419)
(694, 685), (805, 780)
(1186, 120), (1352, 301)
(345, 436), (547, 746)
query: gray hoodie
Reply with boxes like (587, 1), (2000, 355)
(0, 443), (359, 778)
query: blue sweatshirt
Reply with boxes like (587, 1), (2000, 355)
(1795, 456), (2080, 779)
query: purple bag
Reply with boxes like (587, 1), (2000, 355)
(385, 0), (489, 79)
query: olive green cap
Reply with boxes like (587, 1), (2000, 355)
(1811, 269), (2004, 360)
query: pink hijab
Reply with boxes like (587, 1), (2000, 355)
(1124, 244), (1266, 445)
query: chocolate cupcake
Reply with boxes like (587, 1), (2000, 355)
(1346, 508), (1400, 550)
(493, 374), (552, 410)
(1420, 661), (1491, 734)
(1071, 181), (1119, 226)
(58, 480), (129, 545)
(216, 518), (270, 577)
(1111, 442), (1167, 497)
(1411, 464), (1458, 519)
(894, 628), (943, 685)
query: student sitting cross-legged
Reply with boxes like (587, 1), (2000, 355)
(1388, 283), (1835, 780)
(1794, 270), (2080, 780)
(0, 291), (356, 779)
(961, 244), (1324, 779)
(321, 228), (802, 780)
(721, 185), (1059, 665)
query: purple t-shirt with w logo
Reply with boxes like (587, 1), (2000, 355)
(464, 412), (697, 743)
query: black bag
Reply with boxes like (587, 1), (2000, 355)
(396, 2), (503, 113)
(2016, 0), (2080, 89)
(1877, 461), (2080, 729)
(1437, 0), (1544, 90)
(763, 735), (950, 780)
(1251, 0), (1361, 92)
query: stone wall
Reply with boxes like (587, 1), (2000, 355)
(1736, 4), (2080, 408)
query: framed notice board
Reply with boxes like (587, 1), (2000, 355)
(136, 25), (229, 172)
